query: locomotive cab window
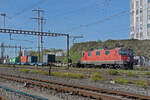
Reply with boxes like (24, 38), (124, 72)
(119, 49), (127, 55)
(96, 51), (100, 56)
(105, 51), (110, 55)
(88, 52), (92, 56)
(129, 50), (133, 56)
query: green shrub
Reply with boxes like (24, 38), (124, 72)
(135, 80), (148, 88)
(144, 72), (150, 76)
(19, 69), (30, 73)
(31, 70), (40, 73)
(64, 72), (84, 79)
(107, 70), (118, 75)
(126, 72), (138, 77)
(51, 72), (84, 79)
(51, 72), (64, 77)
(40, 71), (48, 75)
(90, 72), (103, 82)
(115, 78), (130, 84)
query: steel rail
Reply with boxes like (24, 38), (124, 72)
(2, 73), (150, 100)
(0, 85), (48, 100)
(0, 74), (122, 100)
(1, 74), (150, 100)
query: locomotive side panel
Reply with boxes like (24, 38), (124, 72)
(81, 48), (134, 69)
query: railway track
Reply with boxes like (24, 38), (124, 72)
(9, 66), (150, 86)
(0, 85), (48, 100)
(0, 74), (150, 100)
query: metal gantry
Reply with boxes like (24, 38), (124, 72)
(0, 28), (70, 68)
(70, 34), (83, 44)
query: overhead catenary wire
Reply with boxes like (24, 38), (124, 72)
(64, 4), (150, 33)
(64, 10), (129, 33)
(9, 0), (48, 19)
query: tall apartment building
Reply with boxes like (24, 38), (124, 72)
(130, 0), (150, 40)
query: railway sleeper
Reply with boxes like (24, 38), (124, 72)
(0, 74), (150, 100)
(0, 75), (122, 100)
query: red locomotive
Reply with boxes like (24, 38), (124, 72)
(78, 48), (134, 69)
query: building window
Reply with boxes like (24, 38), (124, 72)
(105, 51), (110, 55)
(96, 51), (100, 56)
(148, 15), (150, 20)
(140, 32), (143, 38)
(136, 17), (139, 22)
(88, 52), (92, 56)
(140, 9), (143, 13)
(136, 1), (139, 8)
(140, 0), (143, 6)
(136, 9), (139, 15)
(147, 24), (150, 28)
(131, 26), (134, 32)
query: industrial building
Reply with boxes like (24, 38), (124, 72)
(130, 0), (150, 40)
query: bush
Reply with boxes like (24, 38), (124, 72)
(115, 78), (130, 84)
(40, 71), (48, 75)
(31, 70), (40, 73)
(135, 80), (148, 88)
(19, 69), (30, 73)
(126, 72), (138, 77)
(51, 72), (84, 79)
(64, 73), (84, 79)
(144, 72), (150, 76)
(107, 70), (118, 75)
(90, 72), (103, 82)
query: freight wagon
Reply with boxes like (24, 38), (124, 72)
(10, 58), (16, 64)
(21, 56), (38, 65)
(42, 54), (56, 65)
(75, 48), (134, 69)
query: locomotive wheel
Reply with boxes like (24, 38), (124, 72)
(114, 65), (121, 69)
(129, 63), (133, 70)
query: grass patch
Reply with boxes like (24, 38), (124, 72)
(19, 69), (30, 73)
(31, 70), (40, 73)
(51, 72), (84, 79)
(144, 72), (150, 76)
(51, 72), (64, 77)
(107, 70), (119, 75)
(115, 78), (130, 84)
(40, 70), (48, 75)
(90, 72), (103, 82)
(126, 72), (138, 77)
(135, 80), (148, 88)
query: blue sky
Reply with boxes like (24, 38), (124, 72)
(0, 0), (130, 56)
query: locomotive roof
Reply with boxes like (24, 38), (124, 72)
(83, 48), (131, 52)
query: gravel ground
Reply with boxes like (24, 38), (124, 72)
(0, 67), (149, 98)
(0, 74), (93, 100)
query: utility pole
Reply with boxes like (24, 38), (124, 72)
(1, 43), (5, 59)
(0, 13), (11, 40)
(32, 8), (44, 63)
(0, 28), (69, 69)
(0, 13), (6, 29)
(40, 17), (46, 63)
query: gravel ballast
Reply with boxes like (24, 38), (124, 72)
(0, 67), (149, 98)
